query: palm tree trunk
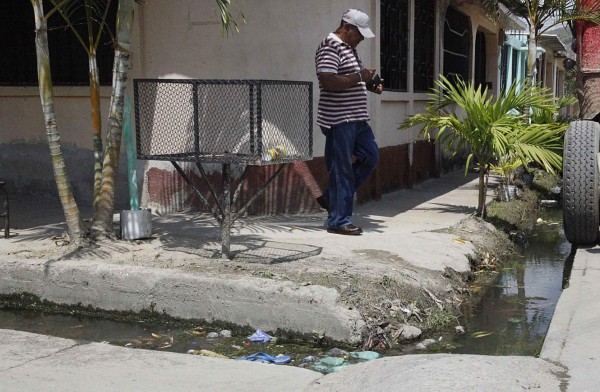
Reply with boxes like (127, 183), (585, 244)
(92, 0), (135, 233)
(478, 166), (487, 218)
(31, 0), (83, 238)
(526, 26), (537, 85)
(523, 27), (538, 120)
(85, 0), (105, 213)
(89, 51), (104, 213)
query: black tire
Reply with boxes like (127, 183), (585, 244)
(563, 120), (600, 245)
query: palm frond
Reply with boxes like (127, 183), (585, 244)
(400, 73), (566, 175)
(214, 0), (245, 36)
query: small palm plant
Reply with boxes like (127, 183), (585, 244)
(400, 75), (565, 217)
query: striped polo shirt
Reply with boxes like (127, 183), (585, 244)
(315, 33), (369, 129)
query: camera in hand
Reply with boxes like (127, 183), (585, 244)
(366, 74), (381, 88)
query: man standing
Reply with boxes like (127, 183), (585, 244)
(315, 8), (383, 235)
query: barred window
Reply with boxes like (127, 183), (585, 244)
(443, 6), (470, 82)
(413, 0), (435, 92)
(500, 44), (509, 91)
(537, 53), (546, 86)
(381, 0), (409, 92)
(474, 31), (487, 89)
(0, 1), (116, 86)
(512, 48), (519, 82)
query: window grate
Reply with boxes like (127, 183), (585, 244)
(0, 0), (115, 86)
(443, 6), (470, 82)
(381, 0), (409, 92)
(413, 0), (436, 92)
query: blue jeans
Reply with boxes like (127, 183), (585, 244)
(321, 121), (379, 229)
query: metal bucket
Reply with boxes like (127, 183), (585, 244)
(497, 185), (518, 202)
(120, 209), (152, 240)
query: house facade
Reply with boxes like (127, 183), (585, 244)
(0, 0), (566, 214)
(501, 30), (568, 100)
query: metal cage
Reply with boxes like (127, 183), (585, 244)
(134, 79), (313, 165)
(133, 79), (313, 259)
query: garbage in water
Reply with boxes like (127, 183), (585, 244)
(187, 349), (228, 359)
(247, 329), (273, 343)
(311, 351), (381, 373)
(0, 209), (571, 365)
(540, 200), (559, 207)
(496, 185), (520, 201)
(236, 352), (291, 364)
(348, 351), (381, 360)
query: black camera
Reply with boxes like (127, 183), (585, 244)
(366, 74), (381, 88)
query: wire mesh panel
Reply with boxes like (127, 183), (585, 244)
(134, 79), (313, 165)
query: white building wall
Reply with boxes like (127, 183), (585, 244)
(136, 0), (377, 157)
(0, 0), (510, 206)
(0, 0), (506, 153)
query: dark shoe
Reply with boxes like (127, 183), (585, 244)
(327, 224), (363, 235)
(316, 195), (330, 211)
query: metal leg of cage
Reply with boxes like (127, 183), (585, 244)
(171, 161), (287, 259)
(221, 163), (231, 259)
(0, 182), (9, 239)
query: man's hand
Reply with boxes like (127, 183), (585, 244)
(361, 69), (383, 94)
(359, 68), (377, 84)
(370, 79), (384, 94)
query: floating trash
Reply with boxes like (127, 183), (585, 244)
(311, 351), (382, 374)
(540, 200), (559, 207)
(236, 352), (291, 364)
(325, 348), (348, 357)
(301, 355), (318, 363)
(247, 329), (273, 343)
(187, 349), (228, 359)
(348, 351), (381, 360)
(472, 331), (494, 338)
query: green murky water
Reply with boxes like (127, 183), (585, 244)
(427, 208), (572, 356)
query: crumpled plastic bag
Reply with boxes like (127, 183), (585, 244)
(247, 329), (273, 343)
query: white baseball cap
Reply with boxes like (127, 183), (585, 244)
(342, 9), (375, 38)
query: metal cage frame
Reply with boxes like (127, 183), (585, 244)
(134, 79), (312, 165)
(133, 79), (313, 258)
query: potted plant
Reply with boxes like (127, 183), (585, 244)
(491, 155), (523, 201)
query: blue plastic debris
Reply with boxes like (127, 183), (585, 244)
(247, 329), (273, 343)
(236, 352), (291, 364)
(348, 351), (381, 360)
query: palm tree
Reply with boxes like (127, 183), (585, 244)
(49, 0), (114, 212)
(31, 0), (83, 238)
(400, 75), (565, 217)
(91, 0), (135, 234)
(482, 0), (600, 84)
(91, 0), (243, 235)
(30, 0), (243, 239)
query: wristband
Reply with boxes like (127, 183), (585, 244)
(358, 72), (362, 83)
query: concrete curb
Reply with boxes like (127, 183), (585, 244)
(0, 329), (321, 392)
(0, 258), (364, 343)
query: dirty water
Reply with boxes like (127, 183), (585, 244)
(424, 208), (572, 356)
(0, 208), (572, 369)
(0, 308), (368, 372)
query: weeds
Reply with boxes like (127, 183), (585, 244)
(426, 308), (460, 331)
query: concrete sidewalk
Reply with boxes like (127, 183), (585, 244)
(0, 170), (597, 390)
(541, 245), (600, 392)
(0, 170), (491, 344)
